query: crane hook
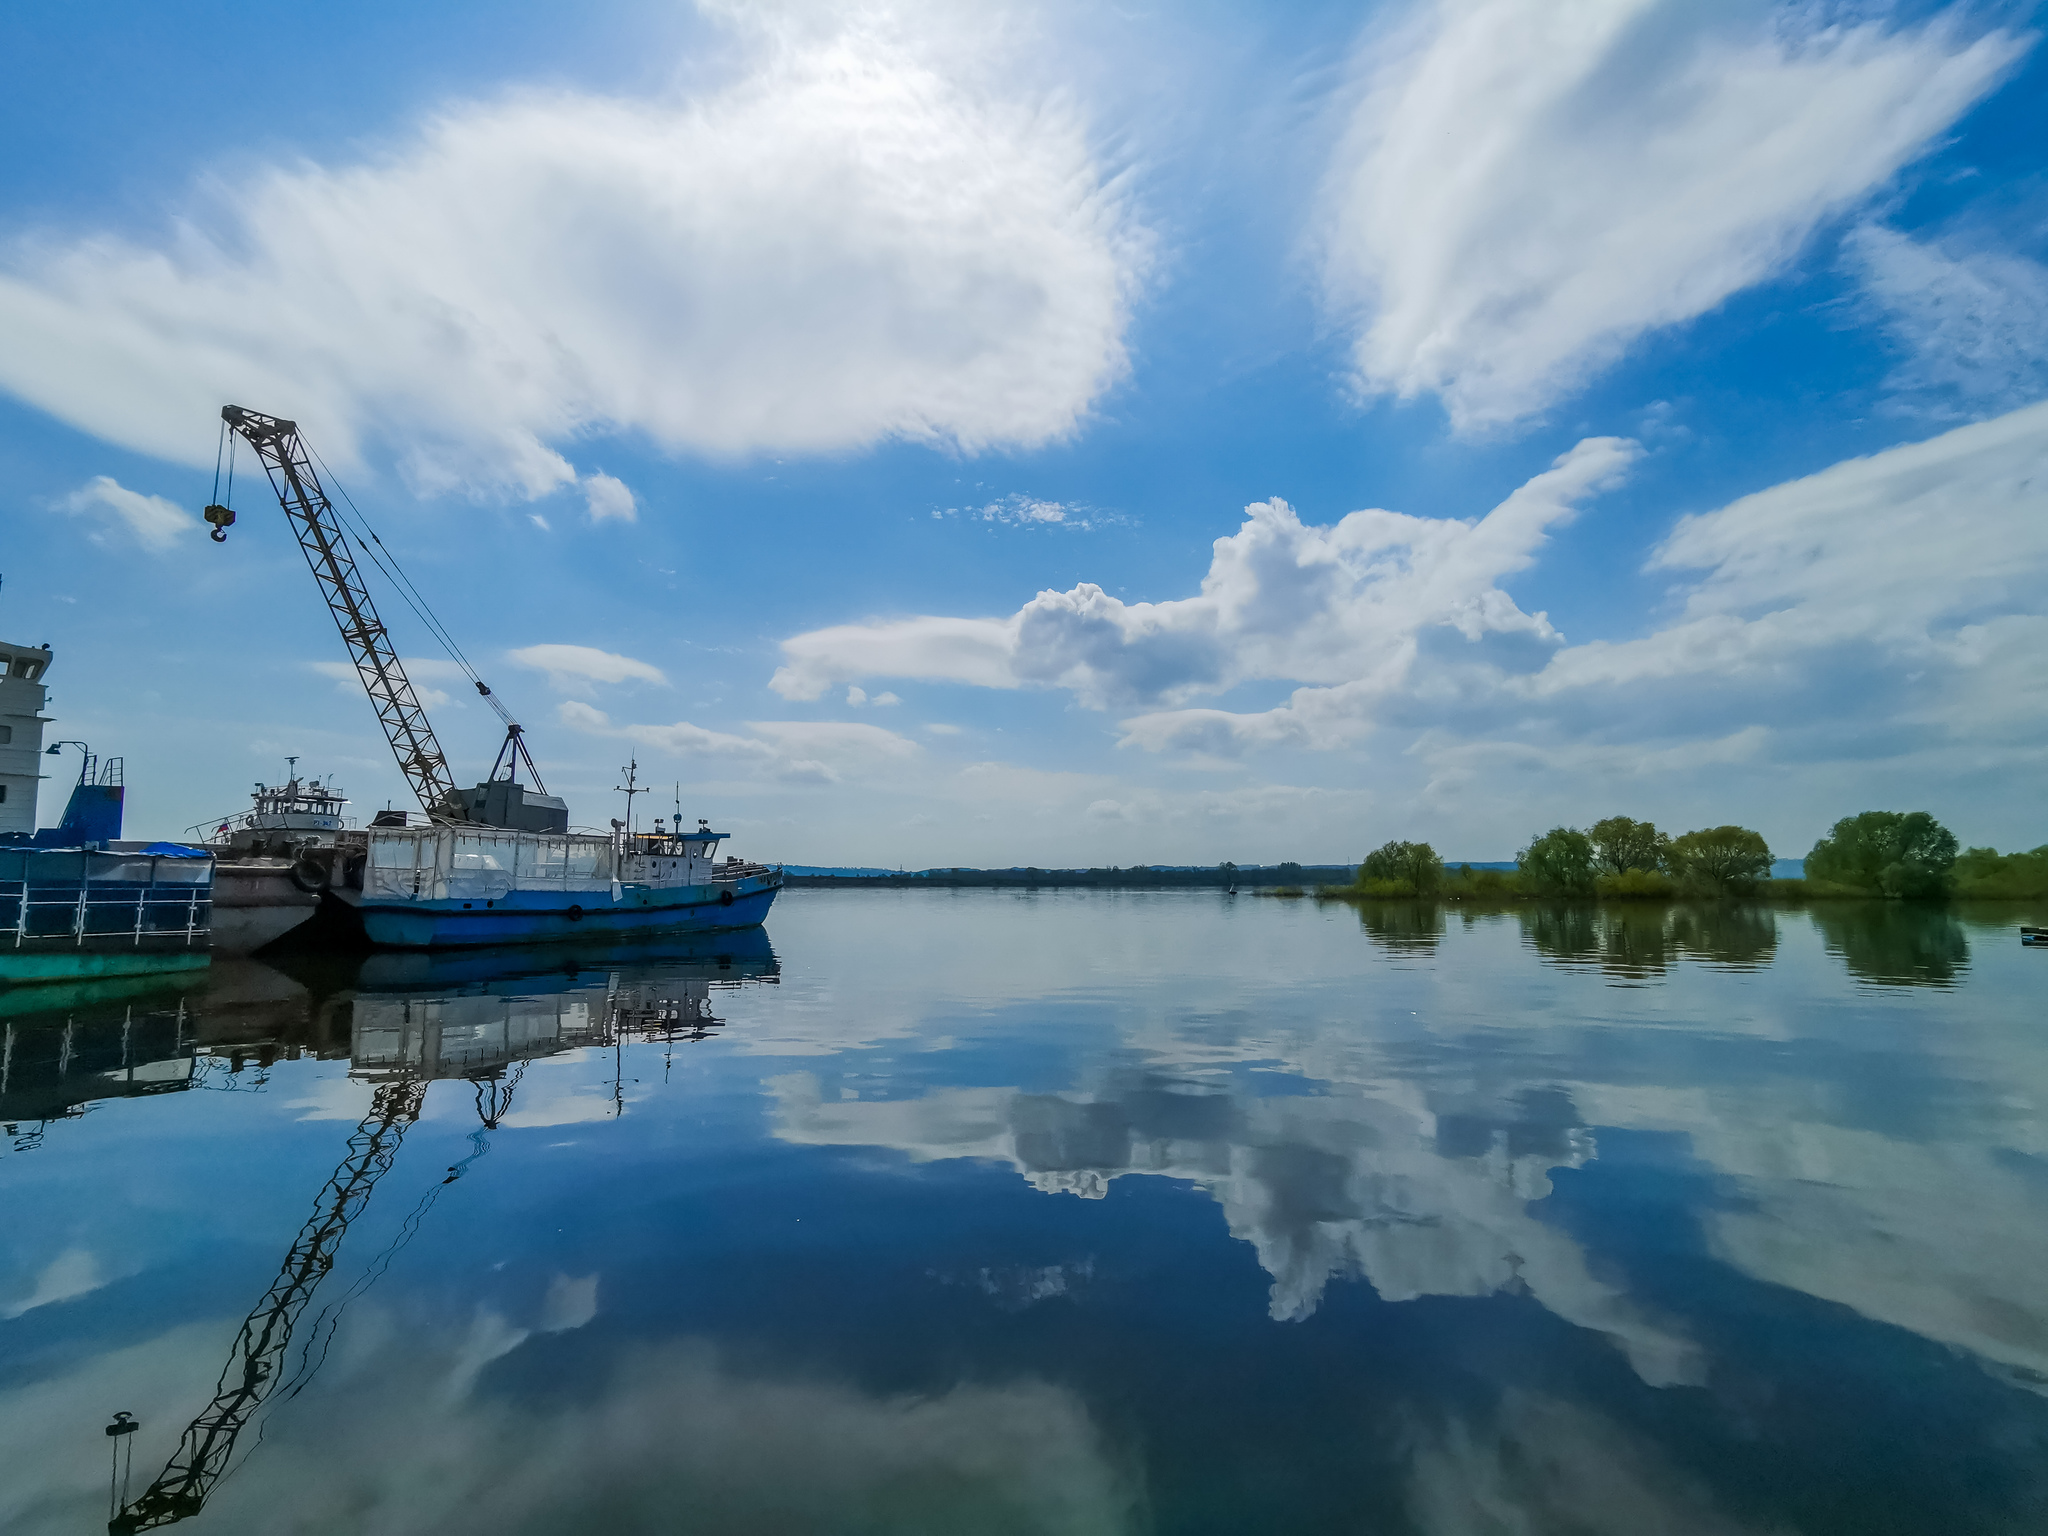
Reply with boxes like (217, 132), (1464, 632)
(203, 503), (236, 543)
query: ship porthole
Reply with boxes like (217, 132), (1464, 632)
(719, 889), (735, 907)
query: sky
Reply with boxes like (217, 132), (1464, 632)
(1, 0), (2045, 868)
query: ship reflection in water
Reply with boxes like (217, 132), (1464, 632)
(2, 897), (2045, 1536)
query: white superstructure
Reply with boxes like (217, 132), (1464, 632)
(0, 638), (53, 837)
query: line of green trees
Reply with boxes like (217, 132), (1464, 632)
(1348, 811), (2048, 903)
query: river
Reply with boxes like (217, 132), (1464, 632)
(3, 889), (2044, 1534)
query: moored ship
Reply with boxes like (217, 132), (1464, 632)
(335, 808), (779, 949)
(199, 764), (357, 954)
(206, 404), (780, 951)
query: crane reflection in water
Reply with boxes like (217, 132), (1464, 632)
(0, 937), (779, 1532)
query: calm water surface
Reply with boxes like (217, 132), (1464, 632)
(4, 891), (2045, 1534)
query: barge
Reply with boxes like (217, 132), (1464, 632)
(337, 813), (779, 949)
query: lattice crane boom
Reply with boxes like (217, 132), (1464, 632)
(108, 1076), (428, 1533)
(216, 405), (462, 822)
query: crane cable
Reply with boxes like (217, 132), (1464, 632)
(210, 420), (237, 521)
(299, 442), (523, 737)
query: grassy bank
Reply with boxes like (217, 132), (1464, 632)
(1325, 821), (2048, 904)
(1310, 862), (2048, 904)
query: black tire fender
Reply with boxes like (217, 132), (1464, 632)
(566, 904), (584, 922)
(719, 888), (735, 907)
(289, 854), (331, 895)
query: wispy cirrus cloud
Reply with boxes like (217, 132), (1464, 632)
(1845, 223), (2048, 416)
(510, 644), (667, 689)
(61, 475), (196, 552)
(558, 701), (918, 786)
(0, 7), (1147, 498)
(930, 494), (1115, 530)
(1319, 0), (2029, 431)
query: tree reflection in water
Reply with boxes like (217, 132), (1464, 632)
(1811, 902), (1969, 986)
(1349, 900), (1446, 954)
(1513, 903), (1780, 980)
(1667, 903), (1778, 969)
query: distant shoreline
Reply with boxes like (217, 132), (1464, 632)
(783, 866), (1356, 890)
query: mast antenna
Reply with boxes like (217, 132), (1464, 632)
(613, 758), (643, 838)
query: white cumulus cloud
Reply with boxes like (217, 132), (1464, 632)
(764, 397), (2048, 846)
(774, 436), (1637, 715)
(0, 9), (1146, 497)
(510, 643), (667, 688)
(1319, 0), (2028, 431)
(581, 472), (637, 524)
(61, 475), (195, 551)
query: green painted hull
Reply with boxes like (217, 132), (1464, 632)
(0, 950), (211, 989)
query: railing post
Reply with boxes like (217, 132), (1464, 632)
(74, 852), (90, 949)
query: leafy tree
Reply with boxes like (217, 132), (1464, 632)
(1950, 845), (2048, 899)
(1517, 828), (1595, 896)
(1805, 811), (1958, 900)
(1668, 825), (1773, 894)
(1589, 816), (1669, 875)
(1595, 866), (1677, 899)
(1441, 863), (1514, 898)
(1358, 840), (1443, 894)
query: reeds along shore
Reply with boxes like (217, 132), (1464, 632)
(1317, 813), (2048, 904)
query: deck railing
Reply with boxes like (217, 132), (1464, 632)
(1, 852), (213, 951)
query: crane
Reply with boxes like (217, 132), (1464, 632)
(108, 1075), (427, 1533)
(205, 406), (547, 824)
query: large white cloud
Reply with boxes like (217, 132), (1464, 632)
(0, 9), (1145, 497)
(774, 436), (1637, 711)
(775, 400), (2048, 815)
(1529, 397), (2048, 702)
(1318, 0), (2028, 431)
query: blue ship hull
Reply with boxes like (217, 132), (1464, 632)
(354, 878), (779, 950)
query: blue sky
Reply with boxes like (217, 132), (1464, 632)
(2, 0), (2045, 867)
